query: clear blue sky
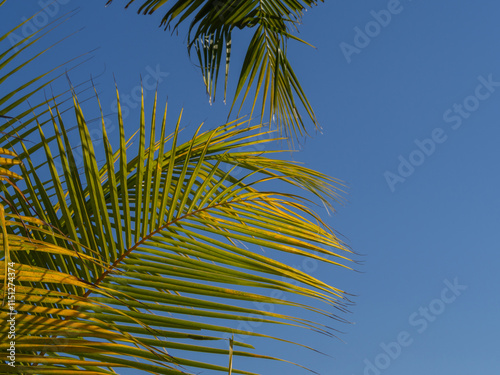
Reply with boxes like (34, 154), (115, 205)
(2, 1), (500, 374)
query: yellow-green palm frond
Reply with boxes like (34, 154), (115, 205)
(0, 83), (354, 373)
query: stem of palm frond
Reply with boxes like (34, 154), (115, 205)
(228, 335), (234, 375)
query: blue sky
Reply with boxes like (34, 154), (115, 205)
(2, 1), (500, 374)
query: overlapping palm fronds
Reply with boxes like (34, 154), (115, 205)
(0, 1), (355, 373)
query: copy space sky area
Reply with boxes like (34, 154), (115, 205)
(1, 1), (500, 374)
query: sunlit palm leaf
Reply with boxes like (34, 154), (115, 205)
(0, 83), (353, 373)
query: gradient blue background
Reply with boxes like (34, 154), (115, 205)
(2, 1), (499, 374)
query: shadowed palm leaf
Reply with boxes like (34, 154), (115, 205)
(106, 0), (323, 139)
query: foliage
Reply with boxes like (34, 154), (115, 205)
(0, 1), (354, 373)
(107, 0), (324, 139)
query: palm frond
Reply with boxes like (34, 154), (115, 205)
(0, 83), (353, 373)
(106, 0), (323, 140)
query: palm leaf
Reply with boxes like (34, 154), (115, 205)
(106, 0), (323, 140)
(0, 1), (92, 154)
(0, 83), (354, 373)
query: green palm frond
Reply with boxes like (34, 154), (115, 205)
(0, 2), (88, 152)
(0, 83), (353, 373)
(106, 0), (323, 140)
